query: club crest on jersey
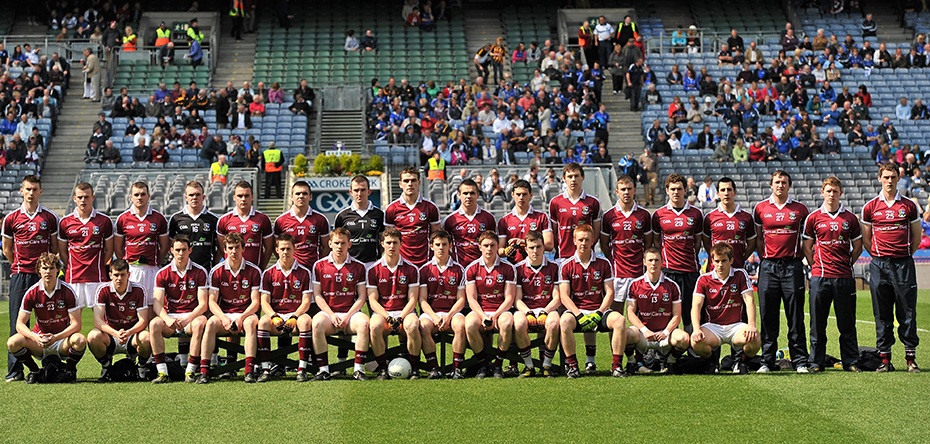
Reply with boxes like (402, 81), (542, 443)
(251, 223), (260, 232)
(346, 272), (354, 281)
(93, 226), (101, 235)
(899, 208), (907, 218)
(204, 223), (210, 231)
(56, 299), (66, 309)
(40, 221), (47, 230)
(789, 212), (796, 220)
(593, 271), (601, 280)
(729, 283), (738, 293)
(293, 280), (302, 290)
(496, 274), (505, 283)
(309, 225), (317, 234)
(581, 206), (590, 215)
(419, 212), (427, 221)
(146, 223), (155, 232)
(448, 276), (457, 285)
(842, 221), (850, 230)
(529, 222), (538, 230)
(686, 217), (694, 226)
(242, 279), (249, 288)
(738, 221), (745, 230)
(398, 275), (407, 284)
(188, 279), (196, 289)
(128, 301), (136, 310)
(662, 292), (670, 302)
(635, 220), (643, 229)
(478, 223), (486, 231)
(544, 275), (552, 284)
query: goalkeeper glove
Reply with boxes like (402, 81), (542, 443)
(525, 312), (537, 328)
(271, 314), (285, 331)
(590, 310), (603, 325)
(503, 243), (520, 262)
(283, 316), (298, 334)
(389, 316), (402, 332)
(536, 311), (547, 328)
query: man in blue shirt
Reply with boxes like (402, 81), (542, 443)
(183, 35), (203, 69)
(896, 97), (911, 120)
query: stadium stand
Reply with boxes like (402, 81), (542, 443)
(690, 0), (789, 35)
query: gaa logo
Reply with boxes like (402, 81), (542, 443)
(529, 222), (538, 230)
(593, 271), (601, 280)
(496, 274), (505, 283)
(293, 280), (301, 290)
(398, 275), (407, 284)
(93, 226), (101, 235)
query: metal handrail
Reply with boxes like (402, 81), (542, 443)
(0, 36), (105, 64)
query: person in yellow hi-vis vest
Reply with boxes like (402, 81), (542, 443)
(262, 142), (284, 199)
(122, 26), (137, 51)
(230, 0), (245, 41)
(427, 151), (445, 181)
(187, 18), (205, 44)
(154, 21), (174, 67)
(211, 154), (229, 184)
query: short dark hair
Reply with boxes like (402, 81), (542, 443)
(717, 176), (737, 192)
(276, 233), (295, 246)
(512, 179), (532, 193)
(172, 234), (191, 247)
(109, 258), (130, 273)
(770, 170), (792, 186)
(225, 232), (244, 247)
(525, 230), (544, 245)
(22, 175), (41, 187)
(458, 178), (479, 193)
(235, 180), (252, 191)
(382, 227), (403, 242)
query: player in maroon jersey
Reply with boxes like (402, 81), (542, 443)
(310, 227), (371, 381)
(274, 181), (330, 268)
(443, 179), (497, 267)
(255, 234), (315, 382)
(651, 173), (704, 333)
(801, 177), (863, 372)
(623, 247), (690, 375)
(7, 253), (85, 384)
(114, 182), (169, 311)
(384, 166), (441, 267)
(548, 162), (602, 260)
(691, 242), (761, 375)
(87, 259), (151, 382)
(600, 175), (653, 307)
(58, 182), (114, 309)
(702, 177), (756, 269)
(367, 228), (422, 379)
(497, 179), (553, 264)
(512, 231), (562, 378)
(752, 170), (810, 373)
(418, 229), (467, 379)
(217, 180), (274, 269)
(861, 163), (922, 373)
(464, 231), (517, 379)
(201, 232), (263, 383)
(558, 224), (627, 378)
(3, 175), (60, 381)
(149, 235), (210, 384)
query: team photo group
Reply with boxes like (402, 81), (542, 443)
(2, 159), (921, 384)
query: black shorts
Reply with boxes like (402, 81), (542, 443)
(573, 309), (614, 333)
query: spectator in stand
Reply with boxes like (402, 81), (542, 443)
(823, 129), (842, 154)
(82, 47), (102, 101)
(732, 140), (748, 162)
(345, 30), (359, 51)
(727, 30), (745, 53)
(595, 16), (616, 69)
(85, 141), (102, 164)
(512, 43), (526, 65)
(151, 140), (169, 163)
(249, 95), (265, 117)
(718, 43), (734, 65)
(861, 13), (877, 38)
(133, 137), (151, 163)
(101, 140), (120, 164)
(712, 141), (733, 162)
(183, 35), (203, 69)
(361, 30), (378, 52)
(911, 98), (929, 119)
(671, 26), (686, 54)
(781, 29), (799, 52)
(813, 29), (828, 52)
(268, 82), (284, 104)
(231, 104), (252, 129)
(215, 89), (231, 129)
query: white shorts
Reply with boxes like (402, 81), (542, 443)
(276, 312), (296, 320)
(419, 311), (465, 322)
(702, 322), (747, 346)
(524, 308), (548, 317)
(167, 312), (197, 335)
(320, 311), (367, 331)
(636, 335), (672, 353)
(129, 264), (159, 306)
(613, 277), (635, 303)
(110, 334), (136, 355)
(42, 338), (68, 359)
(71, 282), (103, 309)
(385, 310), (403, 318)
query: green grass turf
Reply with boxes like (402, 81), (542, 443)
(2, 290), (929, 443)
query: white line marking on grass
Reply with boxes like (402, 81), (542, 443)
(804, 312), (930, 333)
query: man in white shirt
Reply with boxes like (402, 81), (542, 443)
(492, 111), (511, 134)
(594, 16), (615, 68)
(133, 127), (152, 147)
(697, 175), (717, 205)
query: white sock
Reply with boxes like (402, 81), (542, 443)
(179, 354), (189, 366)
(354, 363), (363, 372)
(186, 362), (198, 373)
(523, 356), (534, 369)
(156, 363), (168, 374)
(298, 360), (308, 370)
(321, 365), (330, 374)
(543, 356), (553, 367)
(262, 362), (270, 370)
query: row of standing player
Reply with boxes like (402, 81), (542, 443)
(4, 160), (921, 382)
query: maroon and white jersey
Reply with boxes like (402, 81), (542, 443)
(694, 268), (752, 325)
(209, 260), (262, 314)
(601, 203), (652, 278)
(861, 192), (920, 258)
(548, 191), (602, 259)
(2, 205), (59, 274)
(497, 206), (551, 264)
(273, 208), (330, 268)
(115, 206), (168, 266)
(464, 257), (516, 311)
(383, 196), (440, 267)
(261, 262), (313, 315)
(20, 280), (79, 335)
(95, 282), (147, 330)
(652, 203), (704, 273)
(627, 274), (681, 331)
(803, 205), (862, 278)
(59, 210), (114, 283)
(442, 207), (497, 266)
(154, 260), (209, 314)
(366, 258), (420, 312)
(559, 254), (613, 311)
(312, 255), (367, 313)
(515, 258), (561, 310)
(419, 258), (465, 312)
(217, 207), (273, 266)
(703, 204), (756, 269)
(753, 197), (809, 260)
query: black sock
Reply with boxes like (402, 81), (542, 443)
(13, 348), (39, 372)
(585, 345), (597, 359)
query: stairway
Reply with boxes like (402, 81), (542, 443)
(463, 10), (510, 81)
(873, 10), (914, 43)
(602, 77), (644, 158)
(647, 0), (695, 29)
(40, 88), (97, 216)
(211, 16), (257, 89)
(319, 110), (364, 153)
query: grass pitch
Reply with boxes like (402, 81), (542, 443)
(2, 290), (929, 443)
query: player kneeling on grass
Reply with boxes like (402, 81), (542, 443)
(419, 229), (468, 379)
(464, 231), (517, 379)
(88, 259), (151, 382)
(513, 230), (562, 378)
(690, 242), (761, 375)
(559, 224), (627, 378)
(201, 232), (263, 383)
(8, 253), (85, 384)
(368, 228), (422, 379)
(150, 235), (210, 384)
(623, 247), (689, 375)
(256, 234), (314, 382)
(311, 227), (371, 381)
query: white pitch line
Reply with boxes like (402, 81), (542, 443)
(804, 312), (930, 334)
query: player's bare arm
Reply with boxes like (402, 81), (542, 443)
(690, 294), (705, 343)
(740, 290), (759, 342)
